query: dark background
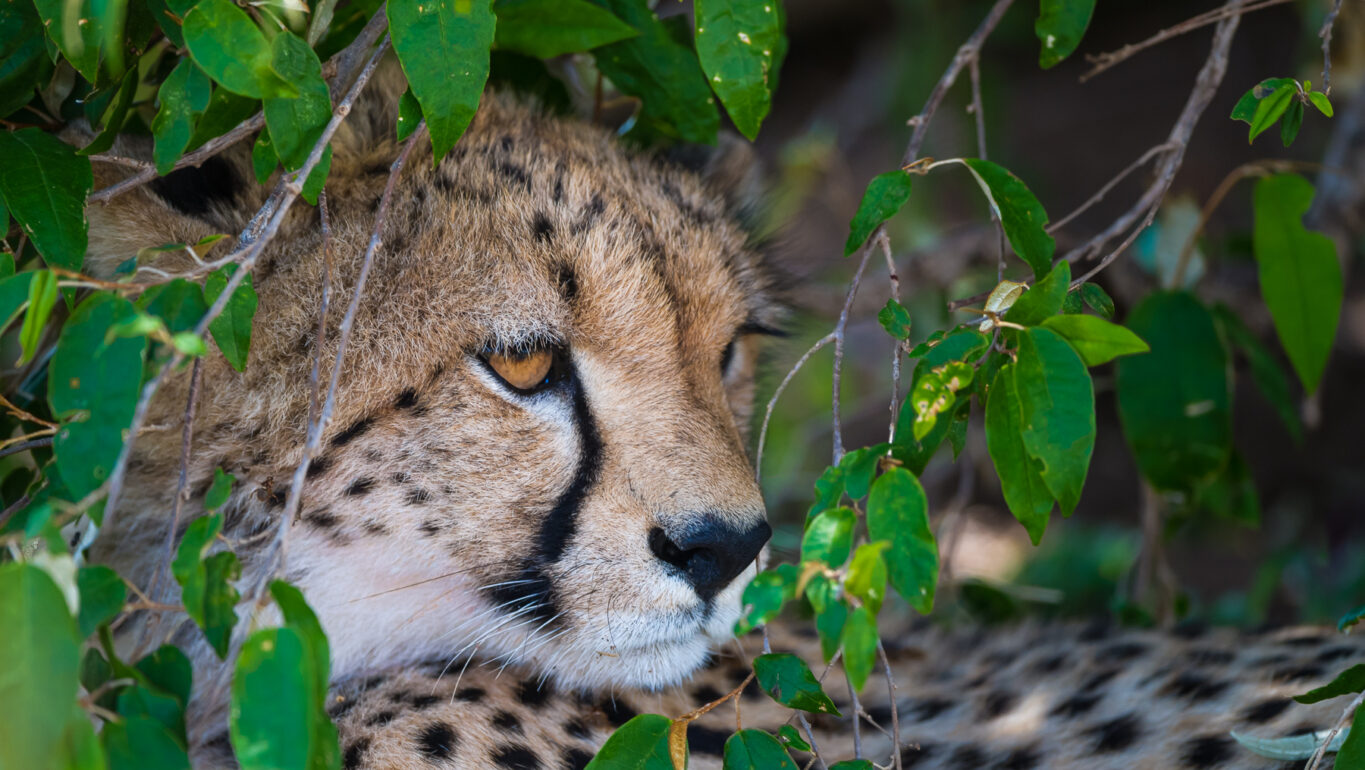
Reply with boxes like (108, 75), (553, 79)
(738, 0), (1365, 628)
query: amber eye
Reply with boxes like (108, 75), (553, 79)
(483, 348), (558, 393)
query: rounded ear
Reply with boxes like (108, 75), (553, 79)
(660, 133), (766, 237)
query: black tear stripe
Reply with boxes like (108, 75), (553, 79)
(486, 375), (602, 626)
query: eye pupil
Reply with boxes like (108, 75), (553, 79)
(485, 349), (557, 392)
(720, 340), (736, 374)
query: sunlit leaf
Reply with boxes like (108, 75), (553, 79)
(1039, 313), (1149, 366)
(584, 713), (674, 769)
(231, 627), (316, 770)
(183, 0), (298, 99)
(0, 564), (83, 770)
(204, 264), (258, 372)
(753, 653), (840, 716)
(1004, 260), (1070, 326)
(801, 506), (854, 568)
(722, 728), (797, 769)
(866, 467), (936, 613)
(695, 0), (784, 140)
(960, 158), (1054, 278)
(1247, 83), (1294, 144)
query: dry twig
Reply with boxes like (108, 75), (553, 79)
(1306, 690), (1362, 770)
(1319, 0), (1345, 96)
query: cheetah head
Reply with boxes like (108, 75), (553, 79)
(89, 84), (783, 695)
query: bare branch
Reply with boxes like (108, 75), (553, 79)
(1307, 690), (1362, 770)
(877, 641), (903, 770)
(1081, 0), (1291, 82)
(89, 114), (267, 204)
(756, 333), (836, 481)
(831, 245), (874, 465)
(1319, 0), (1345, 96)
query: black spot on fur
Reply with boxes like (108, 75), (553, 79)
(1101, 642), (1150, 661)
(331, 417), (373, 447)
(1031, 653), (1066, 674)
(306, 455), (332, 479)
(980, 690), (1016, 719)
(532, 213), (554, 242)
(492, 710), (522, 733)
(1281, 635), (1330, 648)
(366, 710), (396, 726)
(691, 685), (723, 703)
(149, 155), (240, 217)
(492, 745), (540, 769)
(265, 488), (286, 509)
(305, 508), (339, 529)
(345, 477), (375, 497)
(564, 748), (593, 770)
(557, 264), (578, 303)
(416, 723), (458, 760)
(1317, 645), (1357, 663)
(999, 746), (1041, 770)
(1088, 714), (1142, 753)
(1188, 648), (1236, 665)
(454, 687), (484, 702)
(391, 471), (411, 484)
(419, 519), (440, 536)
(1181, 735), (1235, 767)
(910, 697), (955, 721)
(406, 488), (432, 505)
(496, 161), (531, 191)
(328, 697), (357, 718)
(395, 388), (420, 409)
(516, 678), (553, 706)
(1051, 692), (1102, 718)
(1274, 664), (1326, 682)
(601, 697), (636, 727)
(1173, 620), (1210, 639)
(689, 726), (729, 756)
(948, 744), (988, 768)
(564, 718), (593, 740)
(899, 742), (936, 768)
(343, 738), (370, 770)
(409, 694), (440, 710)
(1081, 668), (1119, 691)
(1163, 672), (1230, 701)
(1240, 698), (1291, 724)
(1079, 619), (1112, 642)
(571, 194), (605, 234)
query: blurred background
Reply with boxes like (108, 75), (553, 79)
(730, 0), (1365, 629)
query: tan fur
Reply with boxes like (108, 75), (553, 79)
(86, 72), (1361, 769)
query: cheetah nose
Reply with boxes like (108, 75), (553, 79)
(649, 518), (771, 602)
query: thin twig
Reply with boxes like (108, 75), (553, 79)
(879, 233), (902, 445)
(89, 114), (266, 203)
(846, 672), (864, 759)
(1047, 142), (1176, 235)
(756, 333), (836, 482)
(1306, 690), (1362, 770)
(877, 641), (903, 770)
(78, 34), (393, 557)
(252, 121), (426, 604)
(0, 435), (53, 458)
(831, 246), (874, 465)
(146, 356), (203, 616)
(1319, 0), (1345, 96)
(1081, 0), (1291, 82)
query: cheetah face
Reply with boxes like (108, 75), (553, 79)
(91, 90), (784, 694)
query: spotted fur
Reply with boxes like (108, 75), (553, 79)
(84, 65), (1361, 768)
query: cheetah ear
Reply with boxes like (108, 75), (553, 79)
(662, 133), (766, 236)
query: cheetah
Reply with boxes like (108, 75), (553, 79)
(85, 66), (1362, 769)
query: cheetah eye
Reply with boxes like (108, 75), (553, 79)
(720, 339), (737, 377)
(480, 347), (565, 394)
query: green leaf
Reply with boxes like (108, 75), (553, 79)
(1232, 728), (1348, 761)
(76, 565), (126, 638)
(31, 0), (102, 80)
(753, 653), (840, 716)
(81, 68), (139, 156)
(299, 144), (332, 206)
(56, 706), (107, 770)
(268, 581), (339, 770)
(907, 361), (972, 441)
(1191, 451), (1259, 527)
(877, 298), (912, 340)
(48, 293), (149, 499)
(397, 88), (422, 142)
(584, 713), (674, 769)
(807, 463), (844, 517)
(264, 32), (332, 171)
(0, 0), (51, 120)
(892, 330), (988, 473)
(829, 763), (874, 770)
(1341, 605), (1365, 632)
(837, 443), (887, 501)
(102, 715), (190, 770)
(1004, 259), (1070, 326)
(695, 0), (784, 140)
(801, 506), (854, 567)
(840, 606), (877, 692)
(152, 60), (215, 175)
(0, 128), (93, 271)
(1280, 99), (1304, 146)
(138, 277), (211, 334)
(1035, 0), (1095, 68)
(0, 564), (82, 770)
(1309, 90), (1333, 117)
(960, 159), (1055, 279)
(1295, 664), (1365, 704)
(183, 0), (298, 99)
(844, 541), (888, 616)
(389, 0), (494, 163)
(1248, 83), (1295, 144)
(736, 567), (792, 633)
(1116, 291), (1232, 491)
(204, 264), (258, 372)
(844, 171), (911, 256)
(1212, 303), (1301, 442)
(231, 627), (316, 770)
(0, 271), (36, 332)
(1342, 711), (1365, 770)
(590, 0), (718, 145)
(134, 646), (193, 709)
(813, 596), (847, 663)
(1231, 78), (1296, 123)
(1079, 281), (1114, 319)
(494, 0), (636, 58)
(1062, 289), (1084, 314)
(172, 514), (241, 658)
(722, 729), (798, 770)
(866, 467), (936, 613)
(188, 88), (260, 152)
(985, 363), (1052, 543)
(18, 268), (57, 365)
(1251, 174), (1342, 394)
(776, 725), (809, 752)
(1039, 313), (1149, 366)
(205, 467), (235, 510)
(1014, 327), (1095, 515)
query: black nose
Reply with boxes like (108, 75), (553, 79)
(649, 518), (771, 601)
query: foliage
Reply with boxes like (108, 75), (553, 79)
(0, 0), (1359, 767)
